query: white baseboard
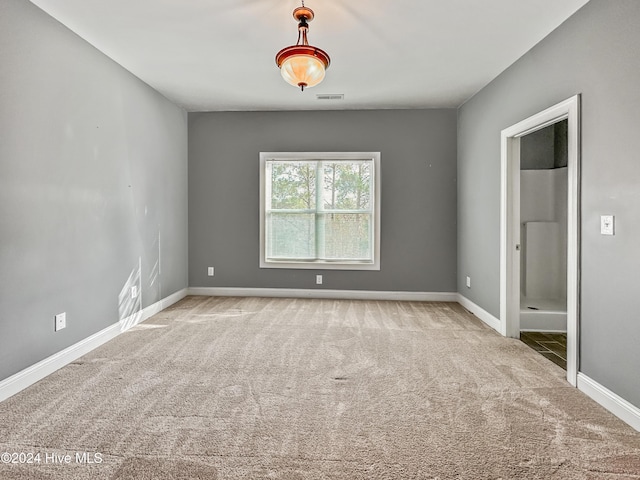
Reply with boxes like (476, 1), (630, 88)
(520, 312), (567, 332)
(138, 288), (188, 322)
(520, 328), (567, 333)
(0, 288), (188, 403)
(459, 296), (640, 433)
(456, 293), (502, 332)
(187, 287), (458, 302)
(0, 323), (122, 403)
(577, 373), (640, 432)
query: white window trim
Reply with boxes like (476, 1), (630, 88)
(259, 152), (381, 271)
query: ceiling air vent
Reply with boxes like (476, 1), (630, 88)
(316, 94), (344, 101)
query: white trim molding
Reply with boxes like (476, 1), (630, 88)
(577, 373), (640, 432)
(500, 94), (581, 387)
(137, 288), (188, 323)
(188, 287), (458, 303)
(0, 323), (121, 403)
(457, 294), (501, 332)
(0, 288), (188, 403)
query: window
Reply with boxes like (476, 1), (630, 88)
(260, 152), (380, 270)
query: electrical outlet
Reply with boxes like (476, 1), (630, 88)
(466, 276), (471, 288)
(316, 274), (323, 285)
(55, 312), (66, 331)
(131, 285), (138, 298)
(207, 267), (215, 276)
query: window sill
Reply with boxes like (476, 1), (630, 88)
(260, 260), (380, 271)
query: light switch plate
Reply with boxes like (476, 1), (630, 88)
(601, 215), (614, 235)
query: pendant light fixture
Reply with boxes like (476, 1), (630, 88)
(275, 1), (330, 91)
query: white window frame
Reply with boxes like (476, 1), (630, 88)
(260, 152), (381, 270)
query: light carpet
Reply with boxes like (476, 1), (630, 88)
(1, 296), (639, 479)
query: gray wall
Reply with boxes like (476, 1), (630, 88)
(189, 110), (457, 292)
(0, 0), (188, 381)
(520, 120), (567, 170)
(457, 0), (640, 405)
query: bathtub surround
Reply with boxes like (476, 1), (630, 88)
(519, 122), (569, 332)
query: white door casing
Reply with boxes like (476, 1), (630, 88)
(500, 95), (580, 386)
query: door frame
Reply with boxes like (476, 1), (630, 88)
(500, 95), (581, 386)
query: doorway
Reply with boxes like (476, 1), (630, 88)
(500, 95), (580, 386)
(519, 120), (568, 369)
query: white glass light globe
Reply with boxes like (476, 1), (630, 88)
(280, 54), (326, 89)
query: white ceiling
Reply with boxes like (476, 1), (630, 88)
(29, 0), (589, 112)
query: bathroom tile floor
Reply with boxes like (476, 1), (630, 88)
(520, 332), (567, 370)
